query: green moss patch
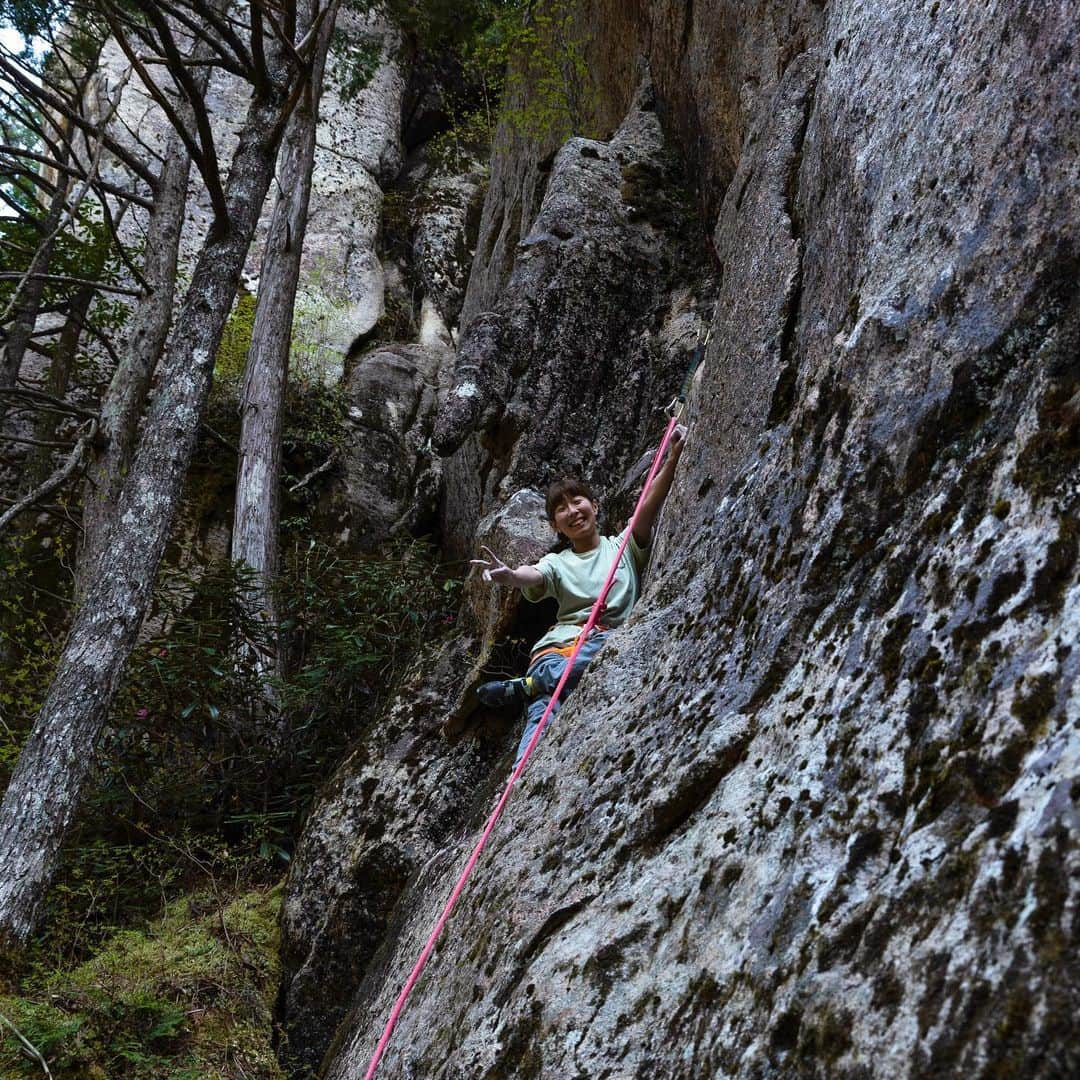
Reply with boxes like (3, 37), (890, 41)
(0, 886), (284, 1078)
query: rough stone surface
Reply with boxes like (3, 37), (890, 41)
(324, 343), (450, 547)
(440, 489), (559, 733)
(292, 2), (1079, 1077)
(98, 9), (404, 360)
(434, 78), (713, 558)
(278, 637), (516, 1077)
(279, 489), (552, 1071)
(413, 163), (489, 335)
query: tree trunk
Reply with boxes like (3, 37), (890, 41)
(0, 52), (294, 947)
(0, 172), (72, 427)
(21, 283), (95, 493)
(78, 65), (215, 595)
(231, 0), (340, 695)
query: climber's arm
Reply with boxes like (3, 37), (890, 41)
(632, 425), (686, 547)
(470, 546), (544, 590)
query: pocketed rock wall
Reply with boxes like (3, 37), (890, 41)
(293, 1), (1079, 1075)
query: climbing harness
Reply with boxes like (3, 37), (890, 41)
(528, 624), (611, 665)
(364, 345), (706, 1078)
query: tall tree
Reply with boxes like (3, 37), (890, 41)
(0, 6), (151, 501)
(231, 0), (340, 705)
(0, 0), (323, 945)
(0, 6), (128, 427)
(78, 42), (217, 590)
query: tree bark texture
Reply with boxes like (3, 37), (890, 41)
(78, 60), (216, 595)
(231, 0), (339, 679)
(0, 53), (293, 946)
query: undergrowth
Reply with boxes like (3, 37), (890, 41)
(0, 887), (284, 1078)
(0, 526), (459, 1074)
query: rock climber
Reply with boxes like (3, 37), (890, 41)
(471, 425), (687, 766)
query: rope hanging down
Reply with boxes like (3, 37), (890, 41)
(364, 406), (690, 1078)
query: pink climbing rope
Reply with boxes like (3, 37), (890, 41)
(364, 412), (684, 1079)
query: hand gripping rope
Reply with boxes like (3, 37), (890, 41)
(364, 360), (701, 1077)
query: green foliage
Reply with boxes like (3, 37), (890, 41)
(0, 0), (59, 41)
(1, 887), (284, 1078)
(396, 0), (592, 149)
(355, 0), (517, 62)
(275, 538), (458, 723)
(0, 203), (129, 328)
(497, 0), (592, 141)
(0, 1), (106, 68)
(283, 367), (348, 463)
(338, 0), (591, 178)
(17, 539), (458, 969)
(289, 259), (354, 383)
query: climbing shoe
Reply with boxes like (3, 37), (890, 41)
(477, 676), (533, 708)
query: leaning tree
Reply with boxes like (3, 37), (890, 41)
(0, 0), (337, 945)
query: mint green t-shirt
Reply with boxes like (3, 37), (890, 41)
(522, 529), (649, 654)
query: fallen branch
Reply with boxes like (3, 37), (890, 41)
(0, 1007), (53, 1078)
(288, 451), (336, 493)
(0, 420), (96, 536)
(0, 433), (77, 450)
(201, 421), (239, 455)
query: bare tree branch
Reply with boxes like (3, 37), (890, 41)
(0, 272), (143, 297)
(99, 6), (217, 209)
(0, 145), (154, 209)
(128, 1), (231, 232)
(0, 387), (99, 421)
(150, 0), (257, 79)
(0, 433), (78, 450)
(201, 421), (239, 455)
(0, 52), (157, 188)
(288, 452), (337, 493)
(249, 1), (270, 96)
(252, 0), (307, 73)
(87, 189), (149, 291)
(0, 420), (96, 537)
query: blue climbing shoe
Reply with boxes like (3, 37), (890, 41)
(477, 676), (533, 707)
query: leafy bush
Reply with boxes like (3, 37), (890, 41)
(22, 539), (458, 962)
(498, 0), (592, 141)
(276, 537), (458, 724)
(330, 22), (382, 100)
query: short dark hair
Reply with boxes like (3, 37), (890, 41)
(545, 477), (595, 521)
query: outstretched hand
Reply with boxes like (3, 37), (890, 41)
(470, 545), (517, 586)
(667, 423), (687, 460)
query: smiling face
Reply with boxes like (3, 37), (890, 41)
(551, 493), (600, 552)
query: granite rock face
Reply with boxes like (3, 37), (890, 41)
(278, 487), (553, 1072)
(324, 342), (450, 547)
(99, 9), (404, 354)
(96, 12), (490, 549)
(434, 79), (713, 557)
(278, 634), (516, 1076)
(413, 162), (489, 337)
(292, 1), (1078, 1076)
